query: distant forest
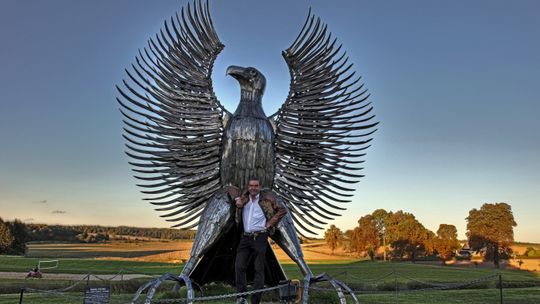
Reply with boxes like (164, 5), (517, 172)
(26, 224), (196, 243)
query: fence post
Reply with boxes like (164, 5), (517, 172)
(499, 274), (503, 304)
(287, 280), (292, 304)
(18, 288), (25, 304)
(394, 270), (398, 300)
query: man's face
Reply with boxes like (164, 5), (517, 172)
(248, 180), (261, 197)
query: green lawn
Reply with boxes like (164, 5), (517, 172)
(0, 293), (134, 304)
(0, 255), (180, 275)
(2, 288), (540, 304)
(2, 256), (540, 303)
(358, 287), (540, 304)
(2, 256), (538, 282)
(282, 260), (539, 283)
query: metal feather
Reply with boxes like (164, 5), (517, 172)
(117, 0), (225, 228)
(273, 10), (379, 236)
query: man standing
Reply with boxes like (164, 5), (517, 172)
(234, 178), (287, 304)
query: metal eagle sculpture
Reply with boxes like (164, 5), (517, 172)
(118, 1), (377, 303)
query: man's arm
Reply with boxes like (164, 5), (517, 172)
(264, 193), (287, 229)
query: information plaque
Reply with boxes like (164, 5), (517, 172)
(83, 286), (110, 304)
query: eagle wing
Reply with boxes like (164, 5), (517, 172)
(117, 0), (226, 229)
(271, 11), (378, 236)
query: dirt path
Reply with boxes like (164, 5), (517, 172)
(0, 271), (152, 281)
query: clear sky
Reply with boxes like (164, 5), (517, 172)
(1, 0), (539, 242)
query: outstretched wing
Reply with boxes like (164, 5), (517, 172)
(271, 11), (378, 236)
(117, 0), (226, 229)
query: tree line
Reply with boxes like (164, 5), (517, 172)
(25, 224), (196, 242)
(0, 220), (197, 255)
(325, 202), (517, 267)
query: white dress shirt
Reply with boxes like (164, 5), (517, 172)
(242, 194), (266, 232)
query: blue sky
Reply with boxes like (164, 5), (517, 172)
(1, 0), (538, 242)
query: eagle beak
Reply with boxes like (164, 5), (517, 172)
(226, 65), (246, 80)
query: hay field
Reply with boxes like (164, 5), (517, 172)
(510, 244), (540, 272)
(27, 240), (356, 264)
(27, 241), (191, 263)
(27, 241), (540, 272)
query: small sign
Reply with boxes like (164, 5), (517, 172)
(83, 286), (110, 304)
(279, 279), (299, 302)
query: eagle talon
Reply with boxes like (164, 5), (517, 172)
(131, 273), (195, 304)
(304, 273), (359, 304)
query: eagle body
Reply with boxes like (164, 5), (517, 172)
(220, 65), (275, 189)
(119, 2), (376, 301)
(221, 100), (275, 189)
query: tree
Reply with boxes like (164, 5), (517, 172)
(372, 209), (390, 261)
(324, 224), (343, 254)
(7, 220), (28, 255)
(434, 224), (460, 264)
(385, 211), (431, 261)
(0, 218), (15, 254)
(355, 215), (381, 261)
(423, 229), (436, 256)
(343, 229), (359, 253)
(466, 202), (516, 268)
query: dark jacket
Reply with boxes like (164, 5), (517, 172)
(228, 186), (287, 235)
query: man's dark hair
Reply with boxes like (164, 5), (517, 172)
(248, 177), (260, 184)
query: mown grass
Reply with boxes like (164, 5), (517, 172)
(357, 287), (540, 304)
(0, 255), (179, 275)
(2, 287), (540, 304)
(3, 256), (538, 282)
(2, 256), (540, 303)
(282, 260), (540, 283)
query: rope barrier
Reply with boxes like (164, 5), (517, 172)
(19, 266), (160, 297)
(308, 273), (501, 295)
(150, 284), (286, 303)
(22, 272), (285, 303)
(140, 274), (502, 303)
(24, 274), (91, 294)
(18, 268), (506, 303)
(396, 274), (500, 293)
(24, 288), (83, 298)
(90, 269), (127, 281)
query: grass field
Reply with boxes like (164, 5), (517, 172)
(2, 255), (538, 282)
(2, 257), (539, 303)
(24, 240), (356, 264)
(0, 255), (179, 275)
(1, 241), (540, 303)
(1, 287), (540, 304)
(24, 241), (191, 263)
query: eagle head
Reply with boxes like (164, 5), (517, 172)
(226, 65), (266, 98)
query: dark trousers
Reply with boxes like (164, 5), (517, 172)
(235, 233), (268, 304)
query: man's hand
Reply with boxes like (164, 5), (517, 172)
(235, 197), (243, 208)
